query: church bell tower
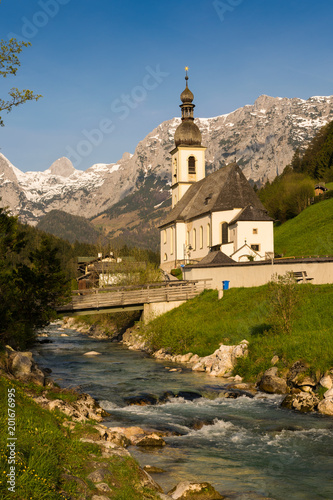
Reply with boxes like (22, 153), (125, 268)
(171, 68), (206, 208)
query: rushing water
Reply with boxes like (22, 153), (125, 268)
(32, 324), (333, 500)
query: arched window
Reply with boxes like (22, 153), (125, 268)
(170, 227), (174, 255)
(164, 253), (167, 261)
(163, 230), (167, 244)
(221, 222), (228, 244)
(207, 223), (211, 247)
(188, 156), (196, 175)
(192, 228), (196, 251)
(199, 226), (203, 249)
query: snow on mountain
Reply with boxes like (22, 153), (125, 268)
(1, 94), (333, 225)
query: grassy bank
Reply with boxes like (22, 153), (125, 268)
(0, 376), (159, 500)
(142, 284), (333, 381)
(274, 197), (333, 257)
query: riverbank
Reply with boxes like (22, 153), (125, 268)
(63, 283), (333, 417)
(21, 323), (333, 500)
(0, 345), (227, 500)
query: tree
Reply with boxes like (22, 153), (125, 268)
(268, 273), (299, 335)
(0, 207), (70, 348)
(0, 38), (42, 126)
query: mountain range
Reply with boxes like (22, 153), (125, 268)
(1, 93), (333, 248)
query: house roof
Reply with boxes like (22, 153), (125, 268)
(160, 163), (267, 227)
(229, 204), (273, 224)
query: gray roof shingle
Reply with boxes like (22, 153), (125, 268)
(160, 163), (268, 227)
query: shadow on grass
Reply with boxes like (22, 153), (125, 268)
(250, 323), (273, 337)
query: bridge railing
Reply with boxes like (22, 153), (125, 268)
(57, 279), (212, 313)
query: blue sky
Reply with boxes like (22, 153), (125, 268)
(1, 0), (333, 172)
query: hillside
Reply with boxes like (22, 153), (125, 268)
(37, 209), (104, 244)
(274, 198), (333, 257)
(91, 173), (171, 251)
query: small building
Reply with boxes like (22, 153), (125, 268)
(314, 184), (328, 196)
(159, 71), (274, 272)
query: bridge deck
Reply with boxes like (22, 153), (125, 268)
(57, 280), (212, 315)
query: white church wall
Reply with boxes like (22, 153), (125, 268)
(234, 221), (274, 258)
(211, 210), (241, 246)
(185, 215), (211, 261)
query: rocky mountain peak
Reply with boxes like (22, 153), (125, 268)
(46, 157), (76, 177)
(0, 152), (18, 183)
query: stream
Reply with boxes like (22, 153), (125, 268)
(32, 324), (333, 500)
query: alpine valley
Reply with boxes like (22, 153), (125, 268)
(1, 94), (333, 249)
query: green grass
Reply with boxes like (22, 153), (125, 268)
(0, 377), (159, 499)
(142, 285), (333, 381)
(274, 197), (333, 257)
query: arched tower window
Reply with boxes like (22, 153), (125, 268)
(188, 156), (196, 175)
(221, 222), (228, 244)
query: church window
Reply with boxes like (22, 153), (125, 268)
(164, 253), (167, 261)
(163, 230), (167, 244)
(207, 223), (211, 247)
(253, 228), (258, 234)
(199, 226), (203, 249)
(170, 228), (174, 255)
(188, 156), (196, 175)
(221, 222), (228, 244)
(251, 244), (260, 252)
(192, 228), (196, 251)
(187, 231), (190, 245)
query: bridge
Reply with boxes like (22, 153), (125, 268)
(56, 279), (212, 318)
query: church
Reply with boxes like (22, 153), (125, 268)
(159, 71), (274, 272)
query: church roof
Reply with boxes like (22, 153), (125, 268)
(160, 163), (267, 227)
(229, 204), (273, 224)
(196, 250), (235, 266)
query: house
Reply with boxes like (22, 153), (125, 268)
(314, 184), (328, 196)
(77, 254), (147, 288)
(159, 71), (274, 272)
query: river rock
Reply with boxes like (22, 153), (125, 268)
(144, 465), (166, 473)
(324, 388), (333, 399)
(287, 360), (309, 385)
(138, 469), (163, 493)
(259, 368), (288, 394)
(270, 355), (279, 365)
(124, 393), (159, 405)
(134, 433), (166, 447)
(281, 393), (319, 413)
(168, 480), (224, 499)
(320, 375), (333, 390)
(9, 350), (45, 386)
(192, 341), (248, 378)
(318, 398), (333, 416)
(295, 376), (317, 388)
(176, 391), (202, 401)
(96, 483), (112, 492)
(83, 351), (101, 356)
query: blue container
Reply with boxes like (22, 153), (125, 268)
(222, 280), (230, 290)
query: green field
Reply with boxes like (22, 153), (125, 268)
(274, 198), (333, 257)
(142, 284), (333, 381)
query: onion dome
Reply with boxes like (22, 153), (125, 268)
(174, 120), (202, 147)
(174, 67), (202, 147)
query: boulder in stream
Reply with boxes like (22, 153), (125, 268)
(258, 367), (288, 395)
(168, 480), (224, 499)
